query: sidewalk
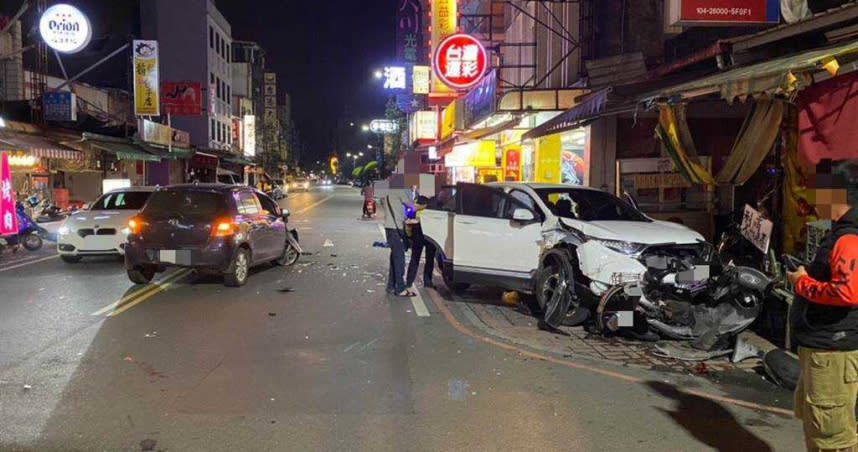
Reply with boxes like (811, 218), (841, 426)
(437, 285), (782, 385)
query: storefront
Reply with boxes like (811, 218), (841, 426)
(0, 126), (88, 207)
(443, 140), (499, 184)
(188, 152), (218, 183)
(529, 127), (591, 186)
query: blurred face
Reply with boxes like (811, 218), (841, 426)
(411, 185), (418, 192)
(812, 188), (850, 221)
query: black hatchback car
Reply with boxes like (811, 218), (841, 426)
(125, 184), (291, 287)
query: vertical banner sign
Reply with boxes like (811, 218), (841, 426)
(431, 0), (457, 93)
(503, 147), (522, 181)
(0, 152), (18, 237)
(264, 72), (278, 153)
(243, 115), (256, 157)
(133, 40), (160, 116)
(396, 0), (423, 111)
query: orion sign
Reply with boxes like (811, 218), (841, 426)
(39, 4), (92, 54)
(433, 34), (488, 90)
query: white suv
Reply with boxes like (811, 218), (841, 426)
(420, 182), (707, 328)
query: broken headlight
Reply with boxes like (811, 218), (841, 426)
(590, 239), (647, 256)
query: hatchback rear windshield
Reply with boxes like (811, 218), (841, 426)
(90, 191), (151, 210)
(143, 189), (229, 217)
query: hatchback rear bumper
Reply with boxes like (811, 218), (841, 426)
(125, 235), (237, 273)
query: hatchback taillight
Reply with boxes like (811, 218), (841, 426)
(212, 219), (236, 237)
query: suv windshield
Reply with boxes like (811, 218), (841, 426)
(534, 188), (649, 222)
(90, 191), (151, 210)
(144, 189), (228, 217)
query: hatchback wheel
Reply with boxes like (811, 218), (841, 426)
(128, 265), (155, 284)
(224, 247), (250, 287)
(275, 242), (300, 266)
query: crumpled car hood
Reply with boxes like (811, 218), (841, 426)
(559, 218), (704, 245)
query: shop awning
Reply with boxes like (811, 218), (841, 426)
(521, 88), (611, 140)
(0, 130), (83, 160)
(460, 117), (520, 142)
(86, 140), (161, 162)
(137, 142), (194, 159)
(641, 39), (858, 103)
(224, 156), (255, 166)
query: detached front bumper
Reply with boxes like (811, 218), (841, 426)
(124, 235), (237, 272)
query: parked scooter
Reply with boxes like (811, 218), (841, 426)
(276, 208), (302, 266)
(35, 201), (68, 223)
(15, 202), (52, 251)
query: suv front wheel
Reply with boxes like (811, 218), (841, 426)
(535, 249), (588, 328)
(224, 247), (250, 287)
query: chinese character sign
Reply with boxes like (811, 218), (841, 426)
(43, 92), (77, 121)
(413, 65), (430, 94)
(0, 152), (18, 237)
(133, 40), (160, 116)
(503, 147), (522, 181)
(396, 0), (422, 64)
(431, 0), (457, 93)
(434, 34), (488, 90)
(740, 204), (774, 253)
(383, 66), (407, 90)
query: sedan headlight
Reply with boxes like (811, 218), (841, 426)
(121, 227), (131, 236)
(58, 226), (70, 236)
(590, 239), (647, 256)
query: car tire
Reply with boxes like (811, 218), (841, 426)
(61, 255), (82, 264)
(127, 266), (155, 284)
(224, 247), (250, 287)
(438, 256), (469, 293)
(535, 249), (586, 327)
(275, 242), (300, 266)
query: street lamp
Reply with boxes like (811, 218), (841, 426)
(373, 70), (383, 79)
(346, 152), (352, 157)
(361, 124), (370, 132)
(366, 145), (373, 150)
(359, 152), (364, 156)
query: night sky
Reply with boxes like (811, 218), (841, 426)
(216, 0), (396, 162)
(10, 0), (396, 165)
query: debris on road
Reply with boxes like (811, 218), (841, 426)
(447, 379), (470, 401)
(323, 239), (334, 247)
(23, 384), (32, 390)
(124, 356), (135, 363)
(139, 438), (157, 451)
(372, 241), (389, 248)
(277, 287), (294, 293)
(501, 291), (520, 306)
(268, 312), (277, 317)
(144, 331), (158, 338)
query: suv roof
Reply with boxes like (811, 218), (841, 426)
(488, 182), (602, 192)
(105, 186), (157, 193)
(161, 183), (250, 192)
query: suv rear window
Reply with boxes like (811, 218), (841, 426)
(144, 189), (229, 217)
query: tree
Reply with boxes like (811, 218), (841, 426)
(384, 97), (407, 174)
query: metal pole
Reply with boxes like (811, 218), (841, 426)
(167, 112), (172, 153)
(53, 43), (130, 92)
(0, 1), (29, 35)
(53, 49), (68, 80)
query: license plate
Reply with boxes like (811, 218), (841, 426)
(159, 250), (177, 263)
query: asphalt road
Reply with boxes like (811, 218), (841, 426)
(0, 186), (804, 451)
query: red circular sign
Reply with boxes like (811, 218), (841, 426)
(433, 34), (488, 90)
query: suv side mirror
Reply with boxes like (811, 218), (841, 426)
(512, 208), (535, 222)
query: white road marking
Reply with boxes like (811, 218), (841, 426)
(377, 223), (386, 239)
(412, 289), (431, 317)
(0, 254), (59, 272)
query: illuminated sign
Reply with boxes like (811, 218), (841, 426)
(369, 119), (399, 134)
(433, 34), (488, 90)
(383, 66), (407, 90)
(409, 111), (438, 143)
(431, 0), (457, 93)
(133, 40), (160, 116)
(243, 115), (256, 157)
(39, 4), (92, 54)
(0, 152), (18, 236)
(668, 0), (779, 25)
(413, 65), (430, 94)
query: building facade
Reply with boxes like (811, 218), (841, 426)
(140, 0), (233, 151)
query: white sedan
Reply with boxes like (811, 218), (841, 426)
(56, 187), (155, 263)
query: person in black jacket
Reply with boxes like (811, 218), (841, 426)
(787, 160), (858, 452)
